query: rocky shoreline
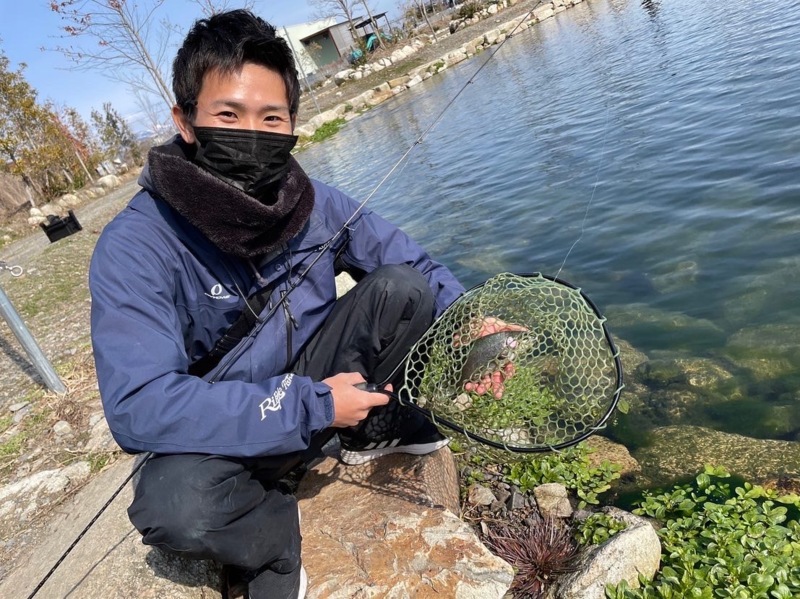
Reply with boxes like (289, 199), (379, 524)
(293, 0), (583, 143)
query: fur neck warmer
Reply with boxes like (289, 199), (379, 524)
(145, 139), (315, 259)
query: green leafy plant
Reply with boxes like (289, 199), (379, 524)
(0, 415), (12, 434)
(306, 118), (346, 144)
(606, 466), (800, 598)
(574, 512), (627, 546)
(0, 432), (25, 457)
(501, 443), (621, 507)
(88, 452), (113, 473)
(428, 60), (446, 75)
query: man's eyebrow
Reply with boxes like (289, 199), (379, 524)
(207, 99), (289, 112)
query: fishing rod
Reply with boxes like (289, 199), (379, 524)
(27, 2), (551, 596)
(209, 0), (549, 383)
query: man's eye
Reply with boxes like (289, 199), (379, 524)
(218, 111), (237, 119)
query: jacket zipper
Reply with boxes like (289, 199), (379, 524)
(283, 297), (299, 370)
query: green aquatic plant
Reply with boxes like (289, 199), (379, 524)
(606, 465), (800, 599)
(504, 446), (620, 507)
(306, 118), (346, 144)
(574, 512), (627, 547)
(462, 443), (621, 507)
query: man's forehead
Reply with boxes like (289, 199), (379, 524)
(199, 64), (289, 107)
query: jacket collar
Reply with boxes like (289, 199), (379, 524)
(142, 136), (315, 259)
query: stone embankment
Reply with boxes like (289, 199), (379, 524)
(294, 0), (585, 143)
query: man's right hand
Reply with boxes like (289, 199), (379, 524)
(323, 372), (391, 427)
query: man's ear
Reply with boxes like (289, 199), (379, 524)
(172, 105), (196, 144)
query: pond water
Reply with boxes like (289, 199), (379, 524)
(298, 0), (800, 485)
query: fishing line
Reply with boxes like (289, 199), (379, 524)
(25, 457), (146, 599)
(554, 106), (611, 280)
(338, 2), (546, 235)
(26, 2), (560, 595)
(245, 0), (549, 329)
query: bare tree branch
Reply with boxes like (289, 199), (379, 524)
(49, 0), (176, 110)
(307, 0), (362, 40)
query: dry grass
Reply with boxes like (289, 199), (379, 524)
(0, 173), (28, 219)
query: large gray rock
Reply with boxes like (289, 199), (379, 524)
(333, 69), (355, 86)
(307, 105), (346, 130)
(294, 124), (316, 139)
(97, 175), (122, 191)
(0, 462), (92, 535)
(548, 507), (660, 598)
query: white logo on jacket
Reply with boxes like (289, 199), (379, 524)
(205, 283), (232, 300)
(259, 374), (294, 420)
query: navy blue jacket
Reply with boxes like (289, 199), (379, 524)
(89, 170), (464, 457)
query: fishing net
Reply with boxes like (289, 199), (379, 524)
(396, 272), (622, 451)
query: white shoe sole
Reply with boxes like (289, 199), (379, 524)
(298, 565), (307, 599)
(340, 438), (450, 465)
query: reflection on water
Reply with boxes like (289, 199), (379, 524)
(298, 0), (800, 486)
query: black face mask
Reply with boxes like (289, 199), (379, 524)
(192, 127), (298, 201)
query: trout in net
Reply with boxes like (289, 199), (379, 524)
(395, 273), (623, 452)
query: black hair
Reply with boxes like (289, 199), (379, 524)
(173, 9), (300, 121)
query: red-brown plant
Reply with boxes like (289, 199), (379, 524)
(484, 516), (580, 598)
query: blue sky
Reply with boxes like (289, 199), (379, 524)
(0, 1), (398, 131)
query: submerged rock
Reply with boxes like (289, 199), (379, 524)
(604, 303), (726, 352)
(723, 323), (800, 381)
(635, 355), (741, 397)
(650, 260), (699, 294)
(722, 257), (800, 325)
(633, 425), (800, 485)
(584, 436), (641, 477)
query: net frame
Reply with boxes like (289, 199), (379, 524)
(393, 272), (624, 452)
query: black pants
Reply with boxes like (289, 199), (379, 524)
(127, 265), (435, 581)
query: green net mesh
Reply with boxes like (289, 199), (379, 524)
(398, 273), (621, 450)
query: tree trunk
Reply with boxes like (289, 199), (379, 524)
(414, 0), (439, 41)
(360, 1), (385, 49)
(74, 150), (95, 184)
(21, 176), (37, 209)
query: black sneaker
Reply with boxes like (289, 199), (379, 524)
(339, 421), (449, 465)
(224, 564), (307, 599)
(247, 565), (307, 599)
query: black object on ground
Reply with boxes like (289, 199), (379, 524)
(40, 210), (82, 243)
